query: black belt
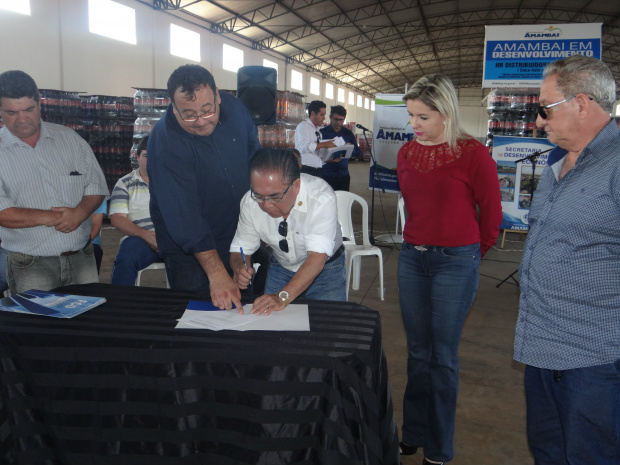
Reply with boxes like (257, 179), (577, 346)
(404, 241), (442, 251)
(326, 244), (345, 264)
(60, 239), (91, 257)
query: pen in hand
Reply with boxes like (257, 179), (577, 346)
(240, 247), (253, 286)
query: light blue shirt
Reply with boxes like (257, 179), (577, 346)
(514, 120), (620, 370)
(91, 201), (108, 247)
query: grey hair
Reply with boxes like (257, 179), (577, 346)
(403, 73), (465, 147)
(543, 55), (616, 113)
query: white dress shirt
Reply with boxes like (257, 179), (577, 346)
(294, 118), (324, 168)
(231, 174), (343, 272)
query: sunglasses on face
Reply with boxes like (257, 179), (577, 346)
(537, 95), (593, 119)
(537, 96), (575, 119)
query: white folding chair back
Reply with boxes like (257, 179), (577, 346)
(335, 191), (384, 301)
(398, 195), (406, 242)
(135, 262), (170, 288)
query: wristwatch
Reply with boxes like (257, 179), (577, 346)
(277, 290), (290, 307)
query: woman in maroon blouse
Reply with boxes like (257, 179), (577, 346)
(396, 74), (502, 465)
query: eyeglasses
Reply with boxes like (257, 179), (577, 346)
(315, 131), (320, 143)
(331, 117), (346, 122)
(250, 182), (293, 204)
(537, 96), (575, 119)
(173, 100), (217, 122)
(278, 220), (289, 253)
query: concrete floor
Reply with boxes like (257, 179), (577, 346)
(98, 160), (533, 465)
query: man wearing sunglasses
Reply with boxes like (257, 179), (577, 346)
(148, 65), (260, 310)
(229, 148), (345, 315)
(513, 55), (620, 465)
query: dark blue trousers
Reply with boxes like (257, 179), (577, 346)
(525, 362), (620, 465)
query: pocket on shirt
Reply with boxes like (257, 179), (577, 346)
(54, 175), (86, 207)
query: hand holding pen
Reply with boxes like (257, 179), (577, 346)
(237, 247), (254, 289)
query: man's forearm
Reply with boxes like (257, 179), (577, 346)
(74, 195), (105, 224)
(316, 141), (336, 149)
(0, 207), (60, 228)
(278, 252), (327, 302)
(90, 214), (104, 240)
(194, 249), (229, 281)
(230, 252), (247, 272)
(111, 214), (150, 239)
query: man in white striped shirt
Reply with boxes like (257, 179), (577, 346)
(0, 70), (108, 294)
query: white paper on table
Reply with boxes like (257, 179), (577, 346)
(175, 304), (310, 331)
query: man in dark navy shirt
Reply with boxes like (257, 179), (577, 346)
(148, 64), (260, 310)
(319, 105), (360, 191)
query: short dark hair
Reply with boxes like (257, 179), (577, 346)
(0, 70), (39, 103)
(136, 135), (149, 156)
(307, 100), (326, 117)
(330, 105), (347, 118)
(290, 148), (302, 166)
(249, 147), (301, 185)
(167, 64), (216, 104)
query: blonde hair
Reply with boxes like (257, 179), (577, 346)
(403, 74), (465, 147)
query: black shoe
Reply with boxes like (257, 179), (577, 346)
(399, 441), (417, 455)
(422, 458), (444, 465)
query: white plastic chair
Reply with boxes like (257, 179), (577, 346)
(398, 195), (406, 242)
(135, 262), (170, 288)
(374, 194), (404, 244)
(335, 191), (384, 301)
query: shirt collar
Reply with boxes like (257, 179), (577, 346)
(583, 119), (619, 160)
(306, 118), (320, 130)
(547, 120), (619, 168)
(290, 175), (309, 215)
(570, 119), (619, 168)
(547, 147), (567, 167)
(132, 169), (147, 183)
(0, 119), (48, 148)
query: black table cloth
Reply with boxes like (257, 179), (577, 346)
(0, 284), (398, 465)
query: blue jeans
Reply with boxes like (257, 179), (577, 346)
(525, 363), (620, 465)
(0, 245), (8, 294)
(398, 242), (481, 462)
(264, 253), (346, 301)
(7, 243), (99, 294)
(110, 236), (161, 286)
